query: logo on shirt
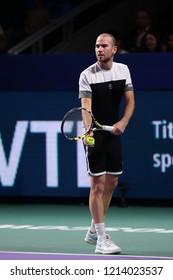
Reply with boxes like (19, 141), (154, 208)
(108, 83), (113, 90)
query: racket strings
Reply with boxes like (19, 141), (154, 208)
(82, 109), (92, 132)
(62, 108), (92, 140)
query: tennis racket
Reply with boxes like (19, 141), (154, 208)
(61, 107), (113, 141)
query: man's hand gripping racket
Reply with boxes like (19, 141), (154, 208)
(61, 107), (113, 146)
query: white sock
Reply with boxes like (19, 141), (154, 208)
(95, 222), (106, 241)
(89, 219), (96, 233)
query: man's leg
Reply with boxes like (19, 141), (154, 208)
(85, 174), (118, 240)
(84, 174), (106, 244)
(103, 174), (119, 213)
(85, 174), (121, 254)
(89, 174), (106, 224)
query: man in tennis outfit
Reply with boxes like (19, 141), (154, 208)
(79, 33), (135, 254)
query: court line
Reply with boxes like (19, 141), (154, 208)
(0, 224), (173, 233)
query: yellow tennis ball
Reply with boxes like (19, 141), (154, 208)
(86, 137), (95, 146)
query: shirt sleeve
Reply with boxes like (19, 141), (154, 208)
(124, 65), (134, 92)
(78, 71), (92, 99)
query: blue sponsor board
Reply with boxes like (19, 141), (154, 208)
(0, 89), (173, 199)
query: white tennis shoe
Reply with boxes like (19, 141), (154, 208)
(84, 230), (97, 244)
(95, 235), (122, 254)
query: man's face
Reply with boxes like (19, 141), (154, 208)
(95, 35), (117, 63)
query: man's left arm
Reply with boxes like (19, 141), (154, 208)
(112, 90), (135, 135)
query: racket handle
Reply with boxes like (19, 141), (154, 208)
(103, 125), (114, 132)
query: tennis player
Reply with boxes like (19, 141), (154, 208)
(78, 33), (135, 254)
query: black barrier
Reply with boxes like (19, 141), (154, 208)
(0, 53), (173, 91)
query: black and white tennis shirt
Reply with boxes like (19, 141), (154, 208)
(79, 62), (134, 126)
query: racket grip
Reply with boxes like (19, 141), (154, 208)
(103, 125), (114, 132)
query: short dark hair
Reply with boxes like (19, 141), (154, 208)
(97, 33), (117, 46)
